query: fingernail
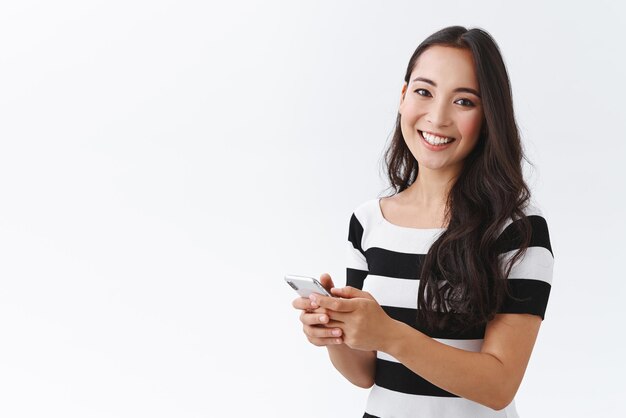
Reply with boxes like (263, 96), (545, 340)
(332, 329), (341, 336)
(319, 315), (327, 323)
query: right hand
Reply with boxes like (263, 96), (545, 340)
(292, 273), (344, 347)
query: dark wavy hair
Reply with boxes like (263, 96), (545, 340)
(382, 26), (533, 331)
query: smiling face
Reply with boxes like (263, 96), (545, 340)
(399, 45), (484, 177)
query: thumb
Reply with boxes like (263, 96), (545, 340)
(319, 273), (335, 292)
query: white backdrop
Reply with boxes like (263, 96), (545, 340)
(1, 1), (624, 417)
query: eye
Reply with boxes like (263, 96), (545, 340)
(455, 98), (475, 107)
(414, 88), (432, 97)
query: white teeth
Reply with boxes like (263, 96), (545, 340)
(422, 131), (453, 145)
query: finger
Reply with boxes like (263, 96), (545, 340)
(299, 311), (340, 326)
(303, 324), (344, 339)
(292, 297), (326, 312)
(309, 293), (354, 312)
(330, 286), (373, 300)
(307, 336), (344, 347)
(307, 293), (330, 309)
(326, 310), (350, 323)
(319, 273), (335, 292)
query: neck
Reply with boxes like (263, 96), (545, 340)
(406, 165), (460, 207)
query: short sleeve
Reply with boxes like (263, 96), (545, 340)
(346, 213), (369, 290)
(496, 212), (554, 319)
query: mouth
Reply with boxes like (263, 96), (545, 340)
(419, 130), (456, 147)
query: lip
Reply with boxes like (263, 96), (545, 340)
(418, 130), (456, 151)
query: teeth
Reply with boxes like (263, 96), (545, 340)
(422, 131), (453, 145)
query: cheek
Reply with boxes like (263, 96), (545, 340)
(457, 113), (483, 141)
(401, 97), (426, 121)
(399, 103), (422, 135)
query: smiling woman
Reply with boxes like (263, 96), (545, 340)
(291, 26), (553, 418)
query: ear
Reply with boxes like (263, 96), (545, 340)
(398, 82), (408, 114)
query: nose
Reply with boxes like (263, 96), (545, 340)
(426, 98), (452, 128)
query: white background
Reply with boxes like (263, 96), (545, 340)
(1, 1), (624, 417)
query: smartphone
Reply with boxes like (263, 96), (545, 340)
(284, 275), (332, 298)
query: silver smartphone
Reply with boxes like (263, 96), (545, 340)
(284, 274), (332, 298)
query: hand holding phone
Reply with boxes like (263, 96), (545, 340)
(288, 273), (344, 347)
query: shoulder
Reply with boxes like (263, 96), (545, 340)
(347, 199), (380, 253)
(502, 201), (547, 228)
(497, 201), (553, 256)
(521, 201), (548, 223)
(349, 198), (381, 230)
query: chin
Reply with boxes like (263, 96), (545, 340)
(416, 157), (460, 173)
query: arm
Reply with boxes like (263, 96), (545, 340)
(382, 313), (542, 410)
(326, 343), (376, 388)
(314, 290), (542, 410)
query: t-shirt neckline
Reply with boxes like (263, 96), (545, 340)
(376, 198), (446, 232)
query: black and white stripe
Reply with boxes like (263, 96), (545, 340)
(345, 198), (554, 418)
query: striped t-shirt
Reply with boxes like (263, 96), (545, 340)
(345, 198), (553, 418)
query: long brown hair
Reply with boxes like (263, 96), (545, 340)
(383, 26), (532, 331)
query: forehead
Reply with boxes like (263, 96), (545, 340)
(410, 46), (479, 89)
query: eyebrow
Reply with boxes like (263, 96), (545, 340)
(411, 76), (481, 98)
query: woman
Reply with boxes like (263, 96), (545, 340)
(292, 26), (553, 417)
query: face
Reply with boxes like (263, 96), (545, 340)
(399, 45), (484, 177)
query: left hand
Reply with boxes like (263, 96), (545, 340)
(309, 286), (396, 352)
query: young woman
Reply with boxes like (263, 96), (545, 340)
(292, 26), (553, 417)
